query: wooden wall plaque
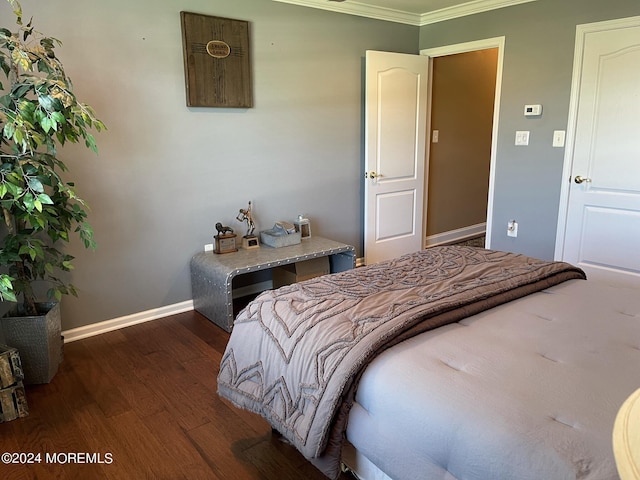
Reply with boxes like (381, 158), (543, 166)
(180, 12), (253, 108)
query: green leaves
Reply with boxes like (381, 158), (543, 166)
(0, 0), (105, 311)
(76, 221), (96, 250)
(26, 176), (42, 191)
(18, 238), (43, 261)
(37, 94), (56, 111)
(3, 119), (15, 139)
(0, 274), (17, 302)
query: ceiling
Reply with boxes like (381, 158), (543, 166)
(272, 0), (537, 26)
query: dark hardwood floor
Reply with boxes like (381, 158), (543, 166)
(0, 311), (354, 479)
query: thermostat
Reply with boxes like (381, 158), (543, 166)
(524, 104), (543, 116)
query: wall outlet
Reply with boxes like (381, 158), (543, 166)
(204, 243), (214, 252)
(507, 220), (518, 237)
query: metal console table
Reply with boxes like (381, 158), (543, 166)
(190, 236), (356, 331)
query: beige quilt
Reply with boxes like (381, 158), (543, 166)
(217, 246), (585, 479)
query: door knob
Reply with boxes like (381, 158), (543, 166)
(574, 175), (592, 184)
(365, 171), (383, 179)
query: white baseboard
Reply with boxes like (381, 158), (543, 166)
(426, 223), (486, 247)
(62, 300), (194, 343)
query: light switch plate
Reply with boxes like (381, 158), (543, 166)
(515, 131), (530, 146)
(553, 130), (566, 147)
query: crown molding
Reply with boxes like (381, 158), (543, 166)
(272, 0), (421, 25)
(419, 0), (537, 25)
(272, 0), (537, 26)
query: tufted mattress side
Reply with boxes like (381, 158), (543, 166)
(346, 279), (640, 480)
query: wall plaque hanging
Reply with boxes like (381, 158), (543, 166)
(180, 12), (253, 108)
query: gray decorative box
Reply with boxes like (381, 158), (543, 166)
(259, 229), (301, 248)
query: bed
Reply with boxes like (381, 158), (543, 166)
(217, 246), (640, 480)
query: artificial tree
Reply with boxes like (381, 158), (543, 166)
(0, 0), (105, 316)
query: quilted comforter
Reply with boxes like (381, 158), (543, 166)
(217, 246), (585, 479)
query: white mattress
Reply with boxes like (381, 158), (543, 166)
(345, 279), (640, 480)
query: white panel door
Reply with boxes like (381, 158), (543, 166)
(559, 18), (640, 285)
(364, 51), (429, 265)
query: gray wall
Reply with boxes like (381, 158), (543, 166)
(420, 0), (640, 260)
(4, 0), (640, 330)
(0, 0), (418, 329)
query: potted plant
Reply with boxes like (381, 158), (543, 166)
(0, 0), (104, 383)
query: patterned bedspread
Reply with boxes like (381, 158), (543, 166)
(217, 246), (585, 479)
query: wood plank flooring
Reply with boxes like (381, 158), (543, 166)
(0, 311), (354, 479)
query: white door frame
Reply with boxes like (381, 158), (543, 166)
(554, 15), (640, 260)
(420, 36), (505, 250)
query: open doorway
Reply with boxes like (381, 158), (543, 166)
(427, 49), (497, 246)
(421, 37), (505, 249)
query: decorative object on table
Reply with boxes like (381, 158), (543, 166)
(278, 221), (297, 234)
(294, 214), (312, 239)
(260, 221), (301, 248)
(0, 1), (105, 384)
(236, 201), (260, 249)
(215, 222), (234, 236)
(214, 223), (237, 254)
(180, 12), (252, 108)
(0, 344), (29, 422)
